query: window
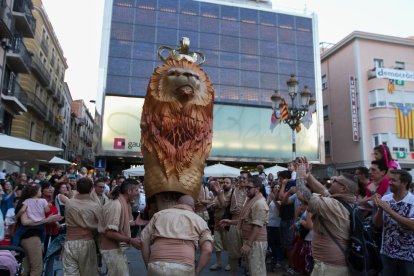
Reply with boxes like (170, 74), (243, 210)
(410, 139), (414, 152)
(325, 141), (331, 156)
(372, 133), (388, 147)
(30, 122), (36, 141)
(323, 105), (329, 120)
(322, 74), (327, 90)
(374, 59), (384, 68)
(368, 89), (386, 107)
(395, 61), (405, 70)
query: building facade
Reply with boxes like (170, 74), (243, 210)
(97, 0), (323, 171)
(9, 0), (67, 148)
(0, 0), (35, 134)
(321, 31), (414, 175)
(60, 82), (71, 160)
(71, 99), (94, 168)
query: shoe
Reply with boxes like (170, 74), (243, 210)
(224, 264), (231, 271)
(273, 262), (282, 269)
(210, 264), (222, 270)
(286, 267), (300, 275)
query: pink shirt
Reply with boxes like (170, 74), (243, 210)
(23, 198), (48, 222)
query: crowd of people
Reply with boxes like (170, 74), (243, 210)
(0, 143), (413, 276)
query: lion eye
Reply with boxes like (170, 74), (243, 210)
(167, 70), (179, 76)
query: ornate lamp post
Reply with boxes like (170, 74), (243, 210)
(270, 74), (315, 160)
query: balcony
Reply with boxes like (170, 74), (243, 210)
(12, 0), (35, 38)
(0, 0), (13, 39)
(367, 68), (377, 80)
(6, 36), (32, 73)
(31, 56), (51, 86)
(1, 80), (27, 114)
(47, 79), (57, 98)
(40, 38), (48, 55)
(57, 89), (64, 107)
(26, 92), (47, 119)
(56, 120), (63, 133)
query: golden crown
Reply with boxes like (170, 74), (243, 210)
(157, 37), (205, 66)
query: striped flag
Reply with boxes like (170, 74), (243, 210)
(395, 104), (414, 138)
(280, 100), (289, 121)
(387, 79), (395, 94)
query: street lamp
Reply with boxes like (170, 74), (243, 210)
(270, 74), (315, 160)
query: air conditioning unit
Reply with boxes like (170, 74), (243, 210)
(367, 70), (376, 80)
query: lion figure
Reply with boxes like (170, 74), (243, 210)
(140, 58), (214, 215)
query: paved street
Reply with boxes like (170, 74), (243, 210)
(53, 247), (284, 275)
(125, 248), (284, 276)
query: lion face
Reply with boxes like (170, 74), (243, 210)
(150, 59), (213, 107)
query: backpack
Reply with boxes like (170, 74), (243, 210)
(319, 199), (382, 276)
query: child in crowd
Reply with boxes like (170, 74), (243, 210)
(15, 183), (49, 222)
(373, 144), (400, 170)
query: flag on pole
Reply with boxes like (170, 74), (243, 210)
(280, 100), (289, 121)
(301, 110), (313, 129)
(387, 79), (395, 94)
(395, 104), (414, 138)
(270, 110), (280, 132)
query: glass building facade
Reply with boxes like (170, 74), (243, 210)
(106, 0), (316, 107)
(99, 0), (322, 163)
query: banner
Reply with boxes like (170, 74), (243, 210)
(376, 68), (414, 82)
(349, 76), (359, 141)
(395, 104), (414, 139)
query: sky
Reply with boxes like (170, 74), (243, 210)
(42, 0), (414, 111)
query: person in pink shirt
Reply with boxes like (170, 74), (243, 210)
(374, 144), (401, 170)
(15, 183), (49, 222)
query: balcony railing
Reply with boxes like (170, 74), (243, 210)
(1, 80), (27, 114)
(27, 92), (47, 119)
(47, 79), (57, 97)
(31, 56), (51, 86)
(12, 0), (35, 38)
(7, 36), (32, 73)
(0, 0), (13, 39)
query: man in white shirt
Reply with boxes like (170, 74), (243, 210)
(374, 169), (414, 275)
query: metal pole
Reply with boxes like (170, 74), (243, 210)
(291, 127), (296, 160)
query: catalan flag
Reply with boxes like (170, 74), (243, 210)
(280, 100), (289, 121)
(387, 79), (395, 94)
(395, 104), (414, 138)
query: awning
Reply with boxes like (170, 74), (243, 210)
(48, 156), (71, 165)
(0, 134), (63, 161)
(204, 164), (241, 178)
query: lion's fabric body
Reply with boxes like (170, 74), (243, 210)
(141, 58), (214, 208)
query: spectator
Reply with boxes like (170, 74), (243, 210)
(1, 181), (15, 218)
(266, 181), (283, 271)
(374, 169), (414, 275)
(374, 144), (400, 170)
(354, 166), (369, 199)
(303, 159), (357, 276)
(53, 182), (70, 225)
(91, 178), (108, 206)
(13, 184), (61, 275)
